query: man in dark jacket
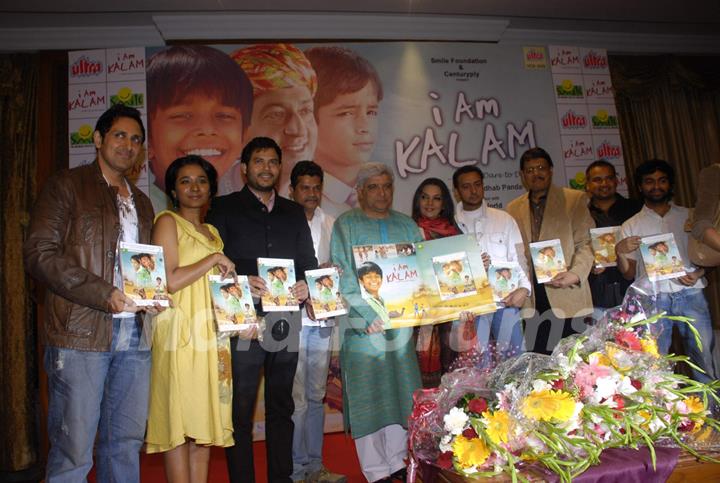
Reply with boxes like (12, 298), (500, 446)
(24, 104), (157, 482)
(585, 159), (641, 308)
(207, 136), (317, 483)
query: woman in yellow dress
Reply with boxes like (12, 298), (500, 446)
(146, 155), (236, 482)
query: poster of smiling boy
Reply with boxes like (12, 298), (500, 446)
(257, 257), (300, 311)
(305, 267), (347, 319)
(119, 241), (170, 306)
(208, 275), (259, 333)
(431, 252), (477, 301)
(146, 45), (254, 211)
(639, 233), (686, 282)
(352, 243), (424, 329)
(414, 234), (496, 323)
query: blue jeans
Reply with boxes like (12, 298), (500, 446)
(291, 325), (333, 480)
(655, 288), (717, 384)
(475, 307), (525, 368)
(44, 317), (151, 483)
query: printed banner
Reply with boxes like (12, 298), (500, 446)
(352, 234), (496, 329)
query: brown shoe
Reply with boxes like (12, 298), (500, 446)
(307, 466), (347, 483)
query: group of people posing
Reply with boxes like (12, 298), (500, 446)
(25, 102), (719, 483)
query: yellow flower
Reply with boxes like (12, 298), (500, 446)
(452, 435), (491, 468)
(606, 344), (633, 372)
(588, 352), (612, 367)
(482, 410), (512, 445)
(522, 390), (576, 422)
(685, 396), (705, 415)
(640, 337), (659, 357)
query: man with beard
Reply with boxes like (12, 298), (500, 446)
(330, 163), (422, 482)
(506, 147), (595, 355)
(453, 165), (530, 364)
(617, 159), (716, 383)
(207, 136), (318, 483)
(585, 160), (641, 308)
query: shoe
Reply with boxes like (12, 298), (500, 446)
(306, 466), (348, 483)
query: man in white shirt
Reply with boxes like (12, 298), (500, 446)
(453, 166), (530, 364)
(617, 159), (716, 384)
(288, 161), (346, 483)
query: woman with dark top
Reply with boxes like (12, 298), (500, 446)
(411, 177), (466, 387)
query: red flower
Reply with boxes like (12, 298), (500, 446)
(462, 427), (478, 439)
(630, 379), (642, 390)
(437, 451), (454, 469)
(679, 420), (696, 433)
(551, 379), (565, 390)
(615, 330), (642, 351)
(467, 398), (488, 414)
(612, 394), (625, 411)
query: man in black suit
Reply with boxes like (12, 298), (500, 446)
(207, 136), (318, 483)
(585, 159), (641, 308)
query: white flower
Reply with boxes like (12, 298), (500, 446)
(526, 434), (546, 452)
(439, 434), (453, 453)
(443, 407), (469, 435)
(648, 416), (667, 433)
(674, 400), (689, 415)
(532, 379), (552, 392)
(462, 466), (478, 475)
(556, 353), (581, 376)
(617, 376), (638, 396)
(594, 375), (619, 402)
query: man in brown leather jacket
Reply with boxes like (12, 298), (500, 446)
(24, 104), (156, 482)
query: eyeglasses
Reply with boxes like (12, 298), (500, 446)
(523, 164), (551, 174)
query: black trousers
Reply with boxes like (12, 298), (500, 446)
(225, 338), (299, 483)
(524, 281), (579, 355)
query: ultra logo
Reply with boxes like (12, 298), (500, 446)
(597, 142), (622, 159)
(561, 110), (587, 129)
(583, 51), (608, 70)
(71, 56), (103, 77)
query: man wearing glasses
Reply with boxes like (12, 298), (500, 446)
(507, 147), (595, 354)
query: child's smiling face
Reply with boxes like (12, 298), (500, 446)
(149, 94), (244, 189)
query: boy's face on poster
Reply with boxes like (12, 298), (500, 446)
(359, 271), (382, 297)
(315, 82), (379, 172)
(244, 85), (317, 168)
(140, 255), (155, 270)
(149, 95), (245, 189)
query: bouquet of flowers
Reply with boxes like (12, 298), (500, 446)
(408, 280), (720, 482)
